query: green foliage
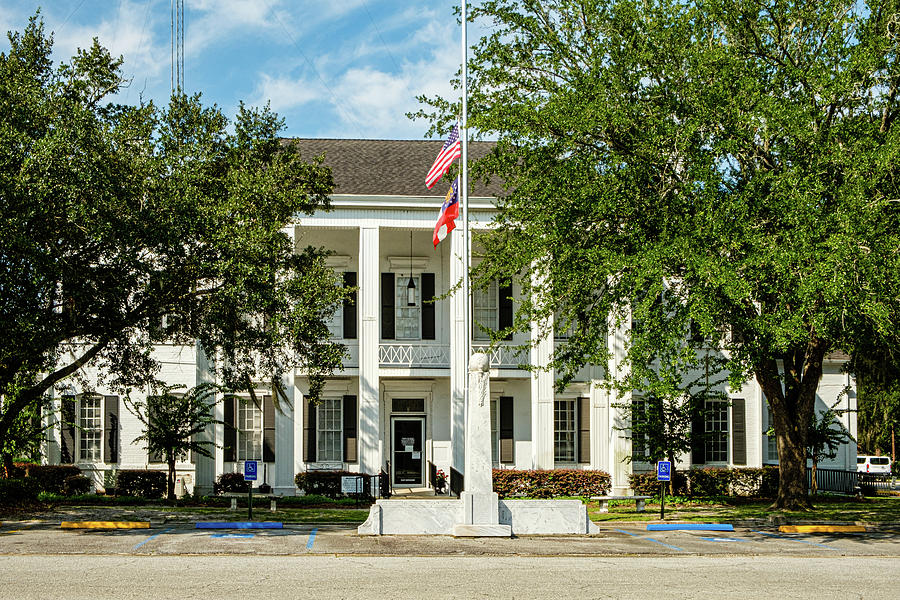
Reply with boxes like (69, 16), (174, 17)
(0, 14), (346, 462)
(126, 382), (219, 500)
(63, 474), (93, 496)
(21, 465), (81, 494)
(0, 478), (41, 507)
(418, 0), (900, 509)
(214, 472), (250, 494)
(851, 343), (900, 456)
(629, 466), (779, 498)
(116, 470), (166, 499)
(294, 471), (374, 499)
(492, 469), (611, 498)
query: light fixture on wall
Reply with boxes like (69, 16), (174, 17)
(407, 231), (416, 306)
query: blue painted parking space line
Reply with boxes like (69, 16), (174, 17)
(614, 528), (683, 552)
(132, 528), (172, 551)
(306, 528), (318, 550)
(699, 537), (749, 543)
(648, 523), (734, 532)
(195, 522), (283, 529)
(751, 530), (840, 551)
(210, 533), (255, 539)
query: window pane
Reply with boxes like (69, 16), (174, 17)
(554, 399), (576, 462)
(396, 276), (420, 340)
(238, 402), (262, 461)
(705, 400), (728, 462)
(79, 396), (102, 462)
(317, 397), (343, 462)
(473, 280), (498, 340)
(490, 398), (498, 464)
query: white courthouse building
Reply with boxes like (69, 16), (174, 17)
(43, 139), (858, 496)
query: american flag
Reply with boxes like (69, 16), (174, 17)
(425, 122), (461, 189)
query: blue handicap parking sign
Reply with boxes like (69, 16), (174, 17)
(657, 460), (671, 482)
(244, 460), (258, 481)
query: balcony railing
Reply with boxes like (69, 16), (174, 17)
(379, 343), (450, 368)
(471, 343), (525, 369)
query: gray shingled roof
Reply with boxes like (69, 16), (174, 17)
(286, 138), (501, 197)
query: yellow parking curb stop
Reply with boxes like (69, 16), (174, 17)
(61, 521), (150, 529)
(779, 525), (865, 534)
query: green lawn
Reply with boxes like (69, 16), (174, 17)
(154, 505), (370, 523)
(587, 495), (900, 523)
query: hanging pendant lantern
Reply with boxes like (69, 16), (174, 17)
(407, 231), (416, 306)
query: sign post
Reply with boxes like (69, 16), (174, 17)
(244, 460), (258, 520)
(657, 460), (671, 520)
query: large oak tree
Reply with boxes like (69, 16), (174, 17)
(0, 16), (346, 471)
(419, 0), (900, 508)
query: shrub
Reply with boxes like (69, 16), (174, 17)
(294, 471), (373, 499)
(0, 478), (41, 507)
(117, 470), (166, 499)
(629, 471), (689, 497)
(63, 475), (93, 496)
(23, 465), (82, 494)
(214, 472), (250, 494)
(629, 466), (781, 498)
(688, 467), (732, 497)
(492, 469), (611, 499)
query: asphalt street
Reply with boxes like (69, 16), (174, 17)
(2, 520), (899, 598)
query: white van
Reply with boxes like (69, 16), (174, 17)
(857, 455), (892, 476)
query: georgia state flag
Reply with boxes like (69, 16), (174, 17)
(433, 178), (459, 247)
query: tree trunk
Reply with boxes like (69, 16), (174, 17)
(810, 460), (818, 496)
(167, 456), (177, 503)
(668, 452), (676, 496)
(756, 339), (827, 511)
(2, 453), (13, 478)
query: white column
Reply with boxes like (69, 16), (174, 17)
(359, 226), (381, 474)
(449, 226), (467, 472)
(530, 315), (554, 470)
(194, 341), (218, 495)
(274, 372), (295, 494)
(591, 380), (610, 472)
(607, 315), (631, 494)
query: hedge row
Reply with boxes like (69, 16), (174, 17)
(629, 467), (780, 498)
(294, 471), (374, 499)
(20, 465), (84, 494)
(493, 469), (612, 499)
(117, 470), (167, 499)
(0, 479), (42, 507)
(214, 472), (250, 494)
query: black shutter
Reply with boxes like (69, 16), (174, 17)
(263, 395), (276, 462)
(381, 273), (395, 339)
(732, 398), (747, 466)
(343, 395), (358, 463)
(343, 272), (357, 339)
(422, 272), (435, 340)
(499, 281), (513, 340)
(224, 396), (237, 462)
(61, 397), (76, 463)
(303, 397), (317, 463)
(692, 401), (706, 465)
(104, 395), (119, 464)
(577, 397), (591, 463)
(499, 396), (514, 463)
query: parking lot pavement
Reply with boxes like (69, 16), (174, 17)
(2, 520), (900, 557)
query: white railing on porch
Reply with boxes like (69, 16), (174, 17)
(379, 343), (450, 368)
(471, 343), (524, 369)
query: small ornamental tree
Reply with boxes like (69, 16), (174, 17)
(127, 383), (219, 502)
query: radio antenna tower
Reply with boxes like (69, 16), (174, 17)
(170, 0), (184, 93)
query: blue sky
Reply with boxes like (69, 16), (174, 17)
(0, 1), (465, 139)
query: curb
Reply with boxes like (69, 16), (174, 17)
(61, 521), (150, 529)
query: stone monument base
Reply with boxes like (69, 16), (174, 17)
(357, 498), (599, 536)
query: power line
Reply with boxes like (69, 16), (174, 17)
(262, 0), (367, 138)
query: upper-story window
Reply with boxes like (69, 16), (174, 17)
(473, 280), (498, 341)
(395, 275), (421, 339)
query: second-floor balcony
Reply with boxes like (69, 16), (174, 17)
(378, 342), (525, 370)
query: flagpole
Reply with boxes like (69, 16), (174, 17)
(460, 0), (470, 473)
